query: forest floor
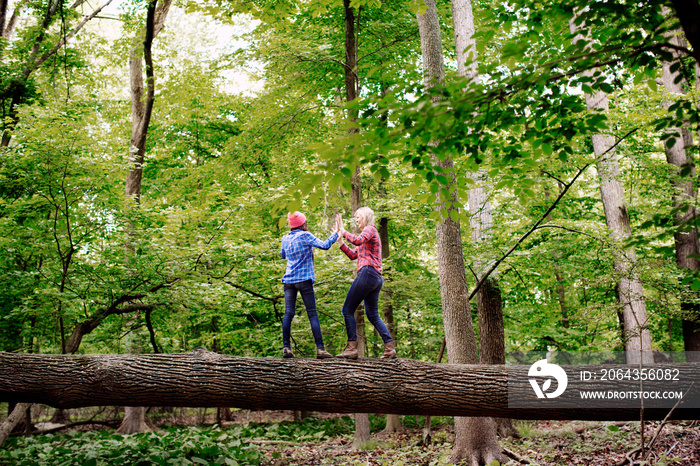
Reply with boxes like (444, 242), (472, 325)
(4, 408), (700, 465)
(247, 413), (700, 466)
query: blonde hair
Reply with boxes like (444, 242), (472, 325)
(356, 206), (375, 227)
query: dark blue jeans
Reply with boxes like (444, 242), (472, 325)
(341, 266), (393, 343)
(283, 280), (325, 348)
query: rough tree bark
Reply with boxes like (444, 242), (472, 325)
(454, 0), (518, 443)
(660, 20), (700, 361)
(3, 351), (698, 421)
(692, 62), (700, 359)
(570, 17), (653, 365)
(0, 403), (31, 446)
(379, 217), (403, 433)
(469, 152), (518, 441)
(417, 0), (506, 463)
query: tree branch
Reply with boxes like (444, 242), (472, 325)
(468, 127), (638, 301)
(357, 30), (419, 63)
(23, 0), (116, 77)
(224, 280), (281, 304)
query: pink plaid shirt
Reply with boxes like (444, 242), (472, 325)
(340, 225), (382, 274)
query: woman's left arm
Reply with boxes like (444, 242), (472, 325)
(310, 231), (339, 250)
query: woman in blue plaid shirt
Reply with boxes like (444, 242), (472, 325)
(280, 211), (338, 359)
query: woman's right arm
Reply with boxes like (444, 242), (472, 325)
(339, 243), (358, 260)
(343, 226), (372, 246)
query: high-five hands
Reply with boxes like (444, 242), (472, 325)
(335, 214), (344, 244)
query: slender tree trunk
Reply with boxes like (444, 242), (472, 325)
(0, 0), (8, 41)
(0, 403), (31, 447)
(544, 183), (570, 329)
(1, 0), (20, 42)
(417, 0), (506, 463)
(124, 0), (172, 202)
(119, 0), (171, 435)
(342, 0), (371, 446)
(570, 18), (652, 365)
(352, 308), (371, 449)
(661, 25), (700, 361)
(468, 184), (502, 365)
(468, 177), (518, 438)
(556, 269), (569, 328)
(593, 104), (652, 364)
(378, 217), (403, 433)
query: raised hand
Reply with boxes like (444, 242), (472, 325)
(336, 214), (344, 234)
(335, 214), (344, 243)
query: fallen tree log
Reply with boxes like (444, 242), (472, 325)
(1, 349), (699, 421)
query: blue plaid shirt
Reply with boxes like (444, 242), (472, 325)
(281, 230), (338, 284)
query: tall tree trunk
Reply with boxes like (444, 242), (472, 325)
(570, 18), (652, 365)
(417, 0), (506, 463)
(689, 60), (700, 359)
(458, 0), (517, 440)
(544, 183), (570, 329)
(469, 175), (517, 436)
(668, 0), (700, 64)
(378, 217), (403, 433)
(0, 0), (9, 41)
(124, 0), (171, 202)
(592, 97), (652, 364)
(556, 269), (569, 328)
(342, 0), (371, 447)
(120, 0), (171, 435)
(661, 24), (700, 361)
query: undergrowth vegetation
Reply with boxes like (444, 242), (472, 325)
(1, 413), (698, 466)
(0, 416), (358, 466)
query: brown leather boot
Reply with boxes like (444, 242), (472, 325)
(336, 341), (359, 359)
(316, 347), (333, 359)
(283, 347), (294, 358)
(381, 341), (396, 359)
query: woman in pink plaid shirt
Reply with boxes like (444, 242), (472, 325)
(334, 207), (396, 359)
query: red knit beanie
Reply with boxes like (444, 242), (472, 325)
(288, 211), (307, 228)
